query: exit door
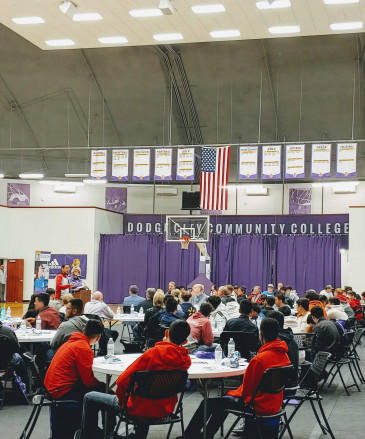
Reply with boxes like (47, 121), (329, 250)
(7, 259), (24, 302)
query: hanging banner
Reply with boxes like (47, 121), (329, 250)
(262, 145), (281, 179)
(285, 144), (305, 179)
(133, 149), (150, 181)
(311, 144), (331, 178)
(49, 254), (87, 279)
(90, 149), (107, 180)
(336, 143), (357, 177)
(34, 251), (51, 293)
(154, 148), (172, 181)
(176, 148), (195, 180)
(111, 149), (129, 181)
(238, 146), (258, 180)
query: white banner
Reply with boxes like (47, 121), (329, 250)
(154, 148), (172, 181)
(90, 149), (107, 180)
(176, 148), (195, 180)
(111, 149), (129, 181)
(133, 149), (150, 181)
(285, 144), (305, 179)
(337, 143), (357, 177)
(238, 146), (258, 180)
(262, 145), (281, 179)
(311, 144), (331, 178)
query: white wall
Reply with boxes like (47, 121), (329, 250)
(348, 207), (365, 293)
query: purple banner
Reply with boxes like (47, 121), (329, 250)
(7, 183), (30, 207)
(49, 254), (87, 279)
(289, 189), (312, 215)
(124, 214), (348, 236)
(105, 187), (127, 214)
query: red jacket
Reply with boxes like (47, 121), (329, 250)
(227, 339), (290, 415)
(44, 332), (100, 398)
(349, 298), (363, 321)
(55, 272), (71, 300)
(186, 311), (213, 346)
(116, 342), (191, 419)
(32, 306), (60, 330)
(247, 294), (262, 305)
(337, 294), (350, 303)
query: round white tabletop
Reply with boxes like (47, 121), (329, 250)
(16, 329), (57, 343)
(2, 317), (22, 326)
(110, 314), (145, 323)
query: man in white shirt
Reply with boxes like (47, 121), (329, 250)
(320, 285), (333, 299)
(0, 264), (6, 302)
(296, 298), (311, 331)
(84, 291), (114, 322)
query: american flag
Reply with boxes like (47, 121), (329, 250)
(200, 146), (231, 210)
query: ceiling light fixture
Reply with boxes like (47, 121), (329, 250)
(65, 173), (89, 178)
(256, 1), (291, 9)
(210, 29), (241, 38)
(129, 9), (163, 17)
(83, 179), (107, 184)
(191, 4), (226, 14)
(45, 39), (75, 47)
(0, 173), (4, 178)
(159, 0), (174, 15)
(72, 13), (103, 22)
(12, 17), (45, 24)
(324, 0), (359, 5)
(59, 1), (78, 18)
(330, 21), (363, 30)
(98, 36), (128, 44)
(19, 173), (44, 179)
(269, 25), (300, 34)
(153, 33), (183, 41)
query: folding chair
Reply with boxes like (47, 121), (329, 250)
(223, 365), (294, 439)
(19, 352), (79, 439)
(345, 328), (365, 384)
(111, 370), (188, 439)
(279, 352), (334, 439)
(0, 334), (15, 409)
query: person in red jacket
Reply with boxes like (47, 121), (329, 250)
(75, 320), (191, 439)
(348, 291), (364, 321)
(25, 293), (60, 329)
(55, 264), (75, 304)
(183, 302), (214, 353)
(44, 319), (105, 401)
(181, 318), (291, 439)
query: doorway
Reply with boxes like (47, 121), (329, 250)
(0, 258), (24, 302)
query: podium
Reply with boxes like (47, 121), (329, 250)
(73, 288), (91, 310)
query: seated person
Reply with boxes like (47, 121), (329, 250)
(183, 302), (214, 353)
(278, 305), (298, 329)
(347, 291), (363, 321)
(274, 292), (287, 310)
(225, 296), (240, 320)
(47, 288), (59, 309)
(259, 294), (267, 310)
(318, 294), (329, 309)
(59, 293), (73, 315)
(159, 297), (184, 327)
(123, 284), (145, 309)
(179, 291), (196, 319)
(223, 300), (259, 335)
(333, 289), (355, 319)
(326, 297), (348, 321)
(236, 285), (247, 304)
(262, 283), (275, 297)
(306, 290), (328, 317)
(208, 295), (228, 329)
(84, 291), (114, 321)
(182, 318), (290, 439)
(25, 293), (60, 330)
(247, 285), (262, 304)
(44, 319), (105, 402)
(22, 294), (38, 319)
(75, 320), (191, 439)
(249, 303), (262, 325)
(261, 296), (275, 317)
(296, 298), (311, 330)
(190, 284), (208, 308)
(217, 286), (230, 305)
(138, 288), (156, 313)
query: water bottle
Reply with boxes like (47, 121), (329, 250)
(214, 344), (223, 366)
(107, 338), (114, 356)
(0, 306), (5, 321)
(20, 320), (27, 331)
(228, 338), (235, 358)
(117, 306), (121, 316)
(139, 306), (144, 316)
(130, 304), (135, 314)
(6, 306), (11, 319)
(36, 314), (42, 331)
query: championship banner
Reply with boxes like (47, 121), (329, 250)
(238, 146), (258, 180)
(336, 143), (357, 177)
(34, 251), (51, 293)
(90, 149), (107, 180)
(49, 254), (87, 279)
(285, 144), (305, 179)
(262, 145), (281, 179)
(111, 149), (129, 181)
(311, 144), (331, 178)
(133, 149), (150, 181)
(154, 148), (172, 181)
(176, 148), (195, 180)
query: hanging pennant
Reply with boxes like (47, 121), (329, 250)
(285, 144), (305, 179)
(176, 148), (195, 180)
(262, 145), (281, 179)
(90, 150), (107, 180)
(337, 143), (357, 177)
(133, 149), (150, 181)
(154, 148), (172, 181)
(238, 146), (258, 180)
(111, 149), (129, 181)
(311, 144), (331, 178)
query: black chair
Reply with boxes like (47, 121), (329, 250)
(293, 333), (314, 350)
(345, 328), (365, 384)
(220, 331), (259, 361)
(111, 370), (188, 439)
(0, 334), (15, 409)
(223, 366), (294, 439)
(279, 352), (334, 439)
(19, 352), (79, 439)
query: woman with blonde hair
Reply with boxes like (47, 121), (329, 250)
(59, 293), (73, 315)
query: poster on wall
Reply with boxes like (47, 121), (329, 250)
(90, 149), (107, 180)
(34, 251), (51, 293)
(133, 149), (150, 181)
(111, 149), (129, 181)
(262, 145), (281, 179)
(285, 144), (305, 179)
(105, 187), (127, 213)
(238, 146), (258, 180)
(7, 183), (30, 207)
(311, 144), (331, 178)
(336, 143), (357, 177)
(289, 188), (312, 215)
(154, 148), (172, 181)
(49, 254), (87, 279)
(176, 148), (194, 180)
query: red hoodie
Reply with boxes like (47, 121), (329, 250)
(116, 341), (191, 419)
(349, 298), (363, 321)
(227, 339), (290, 415)
(44, 332), (100, 399)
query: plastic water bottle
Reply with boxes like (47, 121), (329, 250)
(36, 314), (42, 331)
(116, 306), (121, 316)
(107, 338), (114, 356)
(214, 344), (223, 366)
(130, 304), (135, 314)
(139, 306), (144, 316)
(228, 338), (235, 357)
(0, 306), (5, 321)
(6, 307), (11, 319)
(20, 320), (27, 331)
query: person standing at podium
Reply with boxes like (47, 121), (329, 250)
(55, 264), (75, 308)
(69, 266), (84, 294)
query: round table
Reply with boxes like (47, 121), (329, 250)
(108, 314), (145, 330)
(2, 317), (22, 327)
(16, 329), (57, 344)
